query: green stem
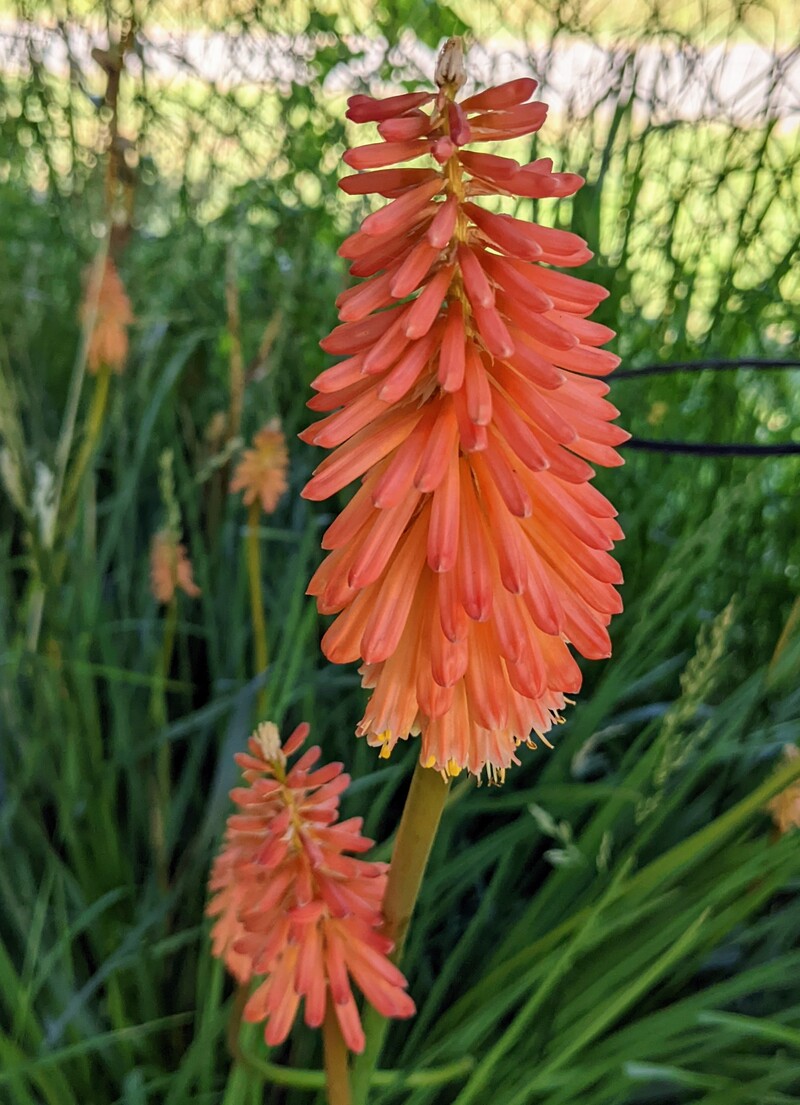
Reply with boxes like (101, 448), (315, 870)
(225, 243), (245, 443)
(53, 242), (110, 490)
(150, 596), (178, 892)
(25, 587), (46, 653)
(352, 760), (451, 1105)
(151, 595), (178, 727)
(61, 361), (113, 527)
(27, 237), (111, 654)
(229, 978), (472, 1093)
(240, 1052), (474, 1091)
(246, 500), (269, 716)
(767, 592), (800, 688)
(323, 999), (353, 1105)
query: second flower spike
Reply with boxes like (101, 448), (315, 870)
(207, 722), (415, 1052)
(302, 42), (628, 781)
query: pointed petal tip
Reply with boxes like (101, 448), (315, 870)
(300, 483), (326, 502)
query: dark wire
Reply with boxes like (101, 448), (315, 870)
(623, 439), (800, 456)
(614, 358), (800, 380)
(614, 358), (800, 456)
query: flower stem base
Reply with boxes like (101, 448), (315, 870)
(352, 759), (451, 1104)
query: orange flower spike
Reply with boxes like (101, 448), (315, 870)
(230, 418), (290, 514)
(149, 530), (201, 604)
(303, 39), (628, 781)
(80, 257), (133, 375)
(207, 722), (415, 1053)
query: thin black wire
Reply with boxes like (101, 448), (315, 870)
(613, 358), (800, 456)
(614, 358), (800, 379)
(623, 439), (800, 456)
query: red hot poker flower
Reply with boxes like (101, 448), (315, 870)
(302, 53), (627, 781)
(230, 418), (290, 515)
(79, 257), (133, 375)
(207, 722), (415, 1053)
(149, 529), (201, 604)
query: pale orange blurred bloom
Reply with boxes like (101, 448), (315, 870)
(768, 746), (800, 834)
(230, 419), (289, 514)
(301, 75), (626, 780)
(79, 257), (133, 374)
(207, 722), (415, 1053)
(150, 530), (201, 604)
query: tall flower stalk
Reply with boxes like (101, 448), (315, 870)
(211, 36), (627, 1102)
(246, 499), (270, 715)
(301, 37), (627, 1097)
(61, 26), (136, 532)
(351, 760), (450, 1102)
(31, 25), (136, 651)
(149, 451), (201, 890)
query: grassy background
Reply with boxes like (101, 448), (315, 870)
(1, 1), (800, 1102)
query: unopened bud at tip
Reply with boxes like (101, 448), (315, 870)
(435, 37), (466, 92)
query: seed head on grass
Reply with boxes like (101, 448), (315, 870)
(301, 41), (626, 781)
(207, 722), (415, 1053)
(230, 418), (290, 514)
(79, 257), (133, 374)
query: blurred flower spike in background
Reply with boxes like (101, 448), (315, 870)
(768, 746), (800, 835)
(302, 39), (628, 782)
(207, 722), (415, 1053)
(230, 418), (290, 514)
(79, 257), (133, 375)
(149, 530), (201, 605)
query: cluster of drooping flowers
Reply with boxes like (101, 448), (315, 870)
(301, 45), (627, 780)
(207, 722), (415, 1052)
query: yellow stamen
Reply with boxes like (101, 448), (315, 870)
(376, 729), (394, 759)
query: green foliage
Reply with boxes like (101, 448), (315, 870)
(1, 1), (799, 1103)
